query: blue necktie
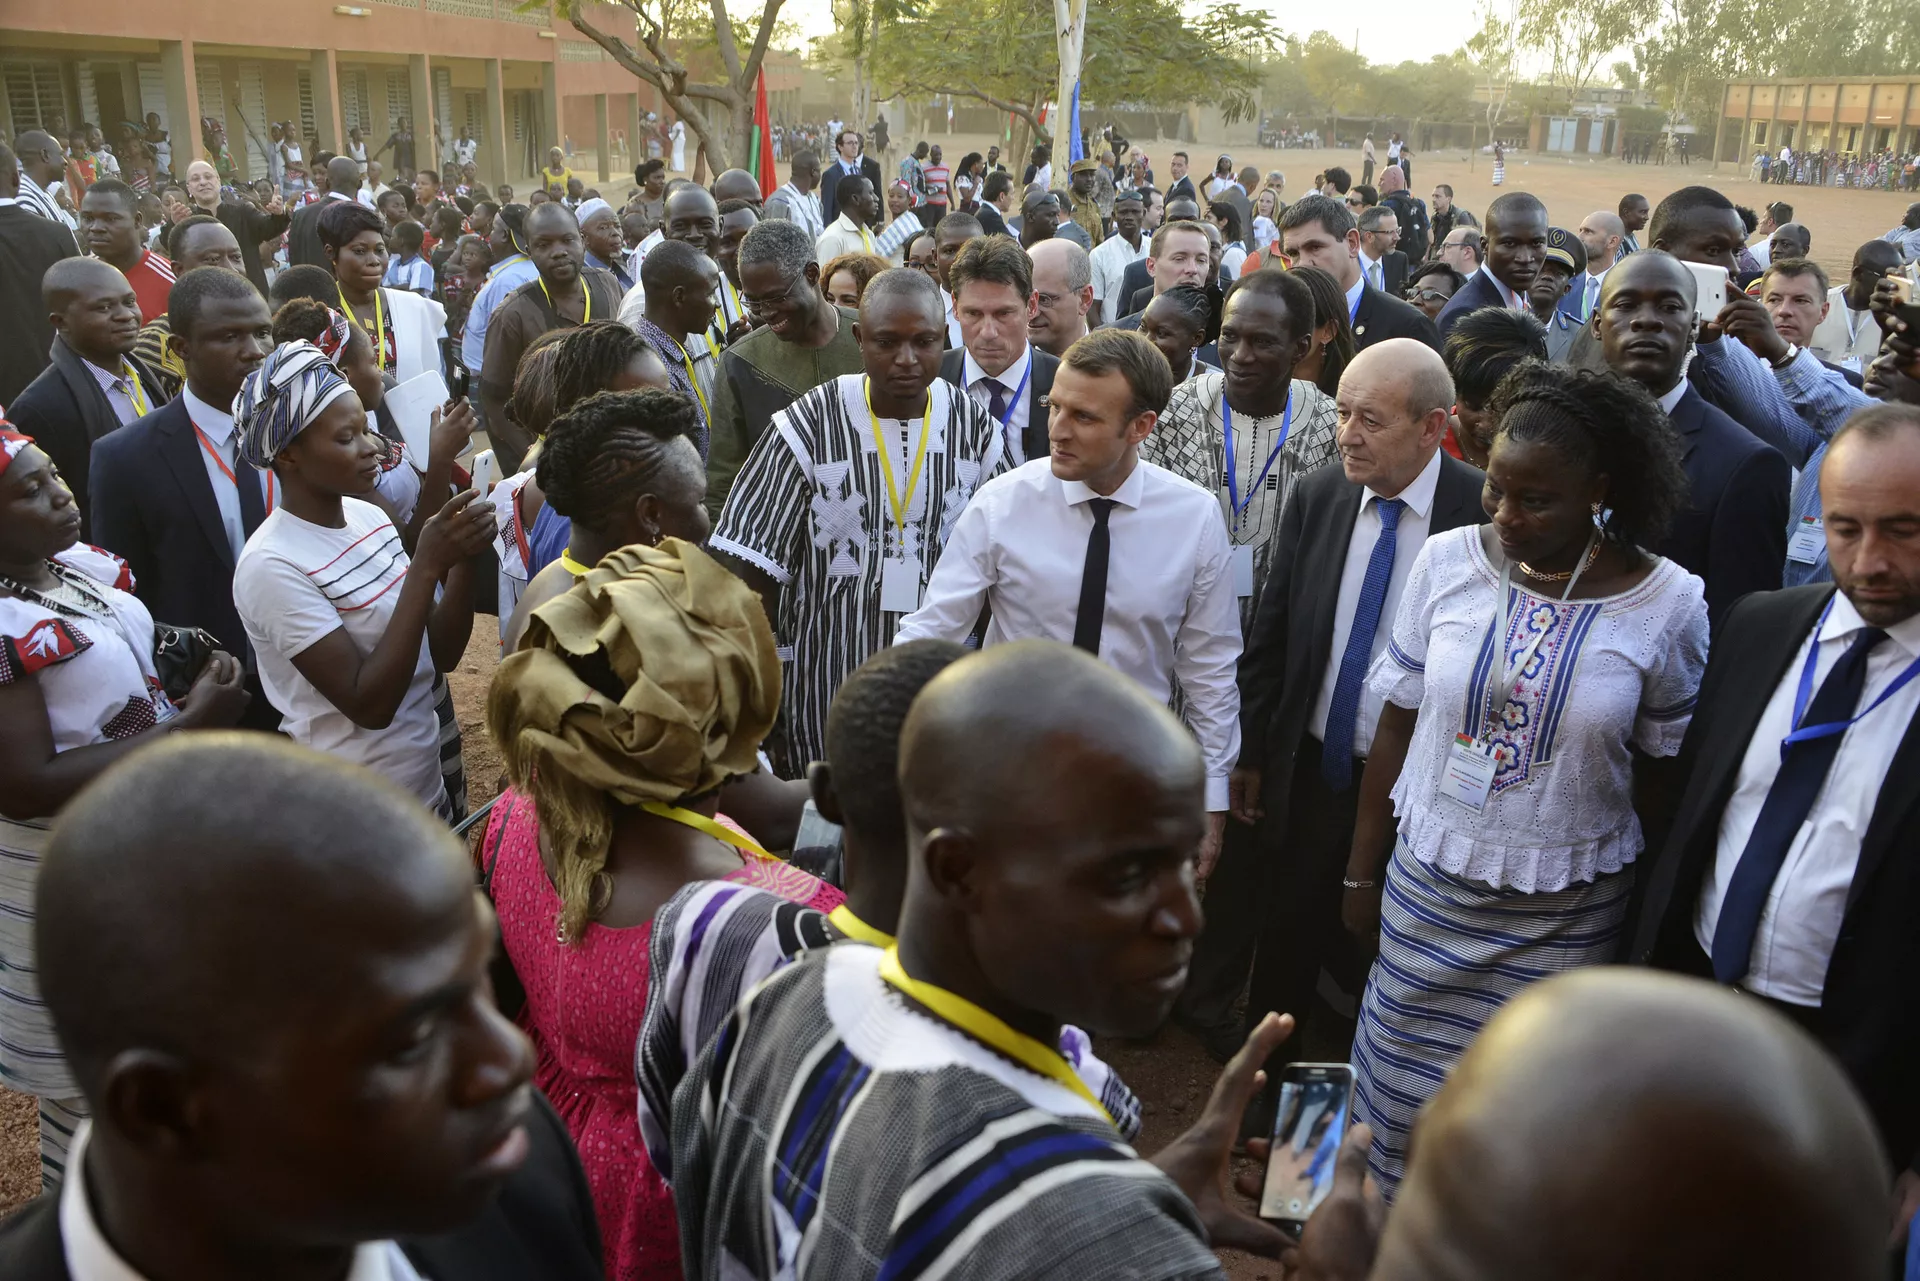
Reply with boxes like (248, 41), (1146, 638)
(1710, 625), (1888, 984)
(984, 377), (1008, 426)
(1321, 497), (1406, 790)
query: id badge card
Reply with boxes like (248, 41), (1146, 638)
(1786, 515), (1823, 564)
(1438, 733), (1499, 811)
(880, 556), (923, 613)
(1231, 544), (1256, 598)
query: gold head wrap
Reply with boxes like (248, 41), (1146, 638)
(486, 538), (780, 940)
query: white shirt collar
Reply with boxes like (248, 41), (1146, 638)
(1478, 263), (1524, 308)
(1357, 247), (1381, 274)
(1343, 272), (1365, 314)
(1368, 444), (1444, 517)
(60, 1121), (421, 1281)
(1060, 456), (1148, 511)
(1655, 379), (1688, 414)
(1820, 590), (1920, 657)
(182, 387), (236, 442)
(82, 355), (130, 393)
(963, 341), (1031, 392)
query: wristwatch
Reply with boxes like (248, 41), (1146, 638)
(1770, 342), (1801, 370)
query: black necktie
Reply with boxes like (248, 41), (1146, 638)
(232, 437), (267, 534)
(1072, 498), (1116, 654)
(1711, 625), (1889, 983)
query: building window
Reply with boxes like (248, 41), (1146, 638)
(386, 69), (412, 128)
(298, 72), (316, 145)
(1, 60), (65, 132)
(342, 70), (370, 134)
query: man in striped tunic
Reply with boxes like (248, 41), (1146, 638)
(709, 267), (1008, 776)
(670, 641), (1295, 1279)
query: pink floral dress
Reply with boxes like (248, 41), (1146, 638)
(486, 788), (842, 1280)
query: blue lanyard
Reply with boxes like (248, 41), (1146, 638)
(1222, 387), (1292, 524)
(1782, 596), (1920, 759)
(991, 358), (1034, 434)
(1348, 286), (1363, 323)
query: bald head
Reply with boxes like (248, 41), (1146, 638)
(896, 641), (1203, 1038)
(14, 129), (63, 182)
(1378, 164), (1405, 195)
(1334, 338), (1453, 495)
(325, 155), (361, 194)
(1375, 970), (1889, 1281)
(43, 256), (132, 313)
(710, 168), (762, 206)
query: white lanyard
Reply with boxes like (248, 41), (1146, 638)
(1482, 533), (1596, 735)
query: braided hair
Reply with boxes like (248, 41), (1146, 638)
(536, 389), (703, 532)
(504, 330), (567, 444)
(550, 320), (661, 414)
(1486, 362), (1689, 549)
(1288, 265), (1355, 398)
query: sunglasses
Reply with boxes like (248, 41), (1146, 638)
(1406, 287), (1452, 305)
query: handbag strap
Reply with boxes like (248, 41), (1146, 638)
(476, 792), (515, 897)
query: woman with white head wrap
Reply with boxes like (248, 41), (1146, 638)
(231, 340), (499, 819)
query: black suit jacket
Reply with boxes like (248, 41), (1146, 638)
(938, 344), (1058, 462)
(0, 205), (80, 407)
(1353, 282), (1440, 352)
(1630, 585), (1920, 1171)
(215, 199), (292, 295)
(6, 338), (169, 535)
(820, 156), (884, 229)
(1653, 386), (1789, 632)
(1434, 268), (1516, 339)
(1238, 455), (1485, 826)
(87, 397), (264, 657)
(0, 1092), (604, 1280)
(1360, 251), (1408, 298)
(289, 192), (353, 269)
(977, 204), (1010, 237)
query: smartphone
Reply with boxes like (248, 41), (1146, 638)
(448, 363), (472, 403)
(1683, 261), (1728, 326)
(1890, 275), (1914, 305)
(469, 448), (499, 496)
(1258, 1063), (1355, 1234)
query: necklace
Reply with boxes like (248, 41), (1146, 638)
(1518, 539), (1601, 583)
(0, 561), (114, 620)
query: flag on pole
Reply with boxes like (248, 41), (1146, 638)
(748, 66), (776, 198)
(1067, 80), (1084, 163)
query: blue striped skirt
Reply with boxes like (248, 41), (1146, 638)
(1352, 835), (1633, 1198)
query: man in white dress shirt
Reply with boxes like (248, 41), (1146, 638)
(1634, 404), (1920, 1219)
(1089, 191), (1149, 327)
(898, 328), (1241, 874)
(1809, 240), (1902, 375)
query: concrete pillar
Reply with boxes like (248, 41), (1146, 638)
(540, 59), (560, 170)
(482, 58), (508, 189)
(594, 93), (610, 183)
(310, 49), (343, 153)
(409, 53), (435, 173)
(160, 40), (198, 172)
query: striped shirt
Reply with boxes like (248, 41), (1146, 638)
(383, 253), (436, 296)
(121, 249), (176, 324)
(16, 177), (77, 230)
(709, 375), (1008, 773)
(670, 943), (1222, 1281)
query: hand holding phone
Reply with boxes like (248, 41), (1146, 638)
(1259, 1063), (1356, 1235)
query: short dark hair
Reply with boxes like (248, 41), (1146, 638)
(1061, 328), (1172, 420)
(716, 197), (758, 218)
(318, 200), (386, 253)
(1766, 200), (1793, 224)
(1322, 166), (1351, 194)
(1409, 260), (1469, 295)
(1278, 193), (1355, 240)
(835, 172), (871, 206)
(1434, 183), (1455, 198)
(982, 171), (1013, 204)
(948, 234), (1031, 300)
(269, 264), (341, 311)
(391, 220), (425, 254)
(1648, 185), (1733, 243)
(1619, 192), (1647, 214)
(82, 177), (136, 211)
(168, 265), (262, 339)
(1288, 266), (1355, 397)
(1223, 267), (1313, 345)
(1829, 401), (1920, 452)
(550, 321), (661, 414)
(1444, 308), (1549, 409)
(634, 158), (664, 184)
(823, 640), (970, 843)
(1762, 256), (1830, 295)
(1150, 282), (1211, 332)
(1488, 362), (1688, 546)
(166, 214), (224, 261)
(1150, 218), (1212, 257)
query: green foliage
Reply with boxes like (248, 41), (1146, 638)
(1259, 31), (1477, 122)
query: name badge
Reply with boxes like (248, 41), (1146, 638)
(1438, 733), (1501, 811)
(1231, 544), (1255, 598)
(1786, 515), (1824, 565)
(1840, 356), (1864, 375)
(880, 556), (923, 614)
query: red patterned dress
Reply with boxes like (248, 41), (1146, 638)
(486, 788), (841, 1280)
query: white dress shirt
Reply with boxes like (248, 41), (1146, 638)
(897, 456), (1243, 809)
(83, 356), (148, 426)
(1342, 272), (1365, 322)
(60, 1120), (424, 1281)
(1694, 594), (1920, 1005)
(1655, 379), (1688, 415)
(1308, 448), (1443, 756)
(961, 343), (1035, 466)
(1575, 264), (1610, 321)
(1357, 248), (1387, 292)
(181, 388), (274, 562)
(1808, 286), (1880, 372)
(1089, 230), (1148, 327)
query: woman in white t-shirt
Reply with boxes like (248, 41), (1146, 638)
(231, 342), (496, 820)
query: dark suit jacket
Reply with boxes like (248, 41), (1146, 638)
(1117, 259), (1153, 318)
(938, 344), (1058, 463)
(820, 156), (884, 229)
(1353, 282), (1440, 352)
(1630, 584), (1920, 1171)
(0, 1091), (604, 1280)
(0, 205), (80, 407)
(216, 199), (292, 295)
(977, 204), (1010, 238)
(1653, 386), (1789, 632)
(1435, 267), (1520, 339)
(289, 192), (354, 269)
(1238, 454), (1485, 827)
(87, 397), (263, 657)
(1360, 251), (1408, 298)
(6, 338), (169, 535)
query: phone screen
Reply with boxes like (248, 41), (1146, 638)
(1259, 1069), (1352, 1226)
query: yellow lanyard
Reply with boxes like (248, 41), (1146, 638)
(539, 275), (591, 324)
(679, 341), (711, 423)
(877, 948), (1110, 1121)
(338, 285), (387, 371)
(639, 801), (775, 860)
(559, 548), (593, 577)
(859, 226), (874, 254)
(118, 361), (150, 417)
(864, 376), (932, 538)
(827, 904), (895, 948)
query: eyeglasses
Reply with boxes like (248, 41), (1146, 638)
(742, 269), (803, 313)
(1035, 291), (1068, 309)
(1345, 196), (1364, 206)
(1406, 288), (1452, 304)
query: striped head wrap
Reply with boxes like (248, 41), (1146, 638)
(0, 427), (34, 480)
(309, 306), (356, 365)
(233, 341), (357, 470)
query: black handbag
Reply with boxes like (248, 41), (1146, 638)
(152, 622), (219, 702)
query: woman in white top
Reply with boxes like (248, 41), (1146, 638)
(1344, 364), (1708, 1197)
(231, 343), (496, 820)
(318, 200), (448, 387)
(0, 429), (248, 1187)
